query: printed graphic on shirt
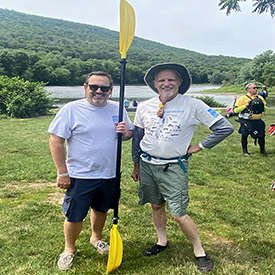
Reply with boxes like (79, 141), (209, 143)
(144, 114), (182, 142)
(112, 115), (118, 127)
(207, 108), (220, 118)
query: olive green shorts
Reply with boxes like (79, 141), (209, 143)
(138, 160), (189, 216)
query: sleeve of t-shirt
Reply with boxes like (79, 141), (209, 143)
(47, 107), (72, 139)
(200, 118), (234, 149)
(133, 104), (144, 129)
(123, 108), (134, 130)
(132, 126), (144, 162)
(194, 99), (223, 128)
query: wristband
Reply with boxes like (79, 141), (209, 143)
(198, 143), (205, 150)
(57, 173), (69, 177)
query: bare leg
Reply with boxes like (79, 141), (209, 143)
(151, 203), (168, 246)
(90, 209), (107, 243)
(64, 220), (83, 254)
(172, 214), (205, 257)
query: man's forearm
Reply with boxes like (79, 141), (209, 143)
(49, 135), (68, 174)
(122, 130), (134, 141)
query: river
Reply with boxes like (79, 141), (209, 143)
(46, 85), (237, 107)
(45, 85), (274, 108)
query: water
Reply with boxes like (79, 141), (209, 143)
(45, 85), (275, 108)
(46, 85), (237, 107)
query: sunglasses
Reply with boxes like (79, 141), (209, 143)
(157, 103), (164, 118)
(88, 84), (111, 92)
(251, 87), (258, 90)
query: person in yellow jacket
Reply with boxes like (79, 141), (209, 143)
(234, 82), (267, 156)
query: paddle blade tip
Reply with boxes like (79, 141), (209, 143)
(106, 225), (123, 273)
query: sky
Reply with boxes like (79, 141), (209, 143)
(0, 0), (274, 59)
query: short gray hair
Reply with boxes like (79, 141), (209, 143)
(245, 82), (256, 91)
(85, 71), (113, 86)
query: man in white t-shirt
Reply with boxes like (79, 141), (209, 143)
(48, 71), (133, 270)
(131, 63), (234, 272)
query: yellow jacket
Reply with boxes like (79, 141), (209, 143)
(234, 93), (267, 120)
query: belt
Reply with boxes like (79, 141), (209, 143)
(141, 152), (191, 173)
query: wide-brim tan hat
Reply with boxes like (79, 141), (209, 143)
(144, 63), (192, 94)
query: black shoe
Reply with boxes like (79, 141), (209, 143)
(196, 254), (214, 272)
(260, 150), (267, 155)
(243, 150), (250, 156)
(142, 242), (169, 256)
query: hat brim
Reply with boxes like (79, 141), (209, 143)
(144, 63), (192, 94)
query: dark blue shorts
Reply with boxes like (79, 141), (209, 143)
(62, 178), (119, 222)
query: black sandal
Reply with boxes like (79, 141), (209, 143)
(196, 254), (214, 272)
(142, 242), (169, 256)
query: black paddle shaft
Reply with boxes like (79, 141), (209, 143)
(113, 58), (127, 225)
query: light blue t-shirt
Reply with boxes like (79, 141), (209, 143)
(48, 99), (133, 179)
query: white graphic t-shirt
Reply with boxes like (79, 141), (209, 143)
(134, 94), (222, 164)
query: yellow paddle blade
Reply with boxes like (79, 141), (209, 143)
(119, 0), (136, 59)
(106, 224), (123, 273)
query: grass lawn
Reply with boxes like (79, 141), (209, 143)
(199, 85), (275, 96)
(0, 108), (274, 275)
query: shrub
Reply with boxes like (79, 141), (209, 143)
(0, 75), (54, 118)
(192, 95), (226, 107)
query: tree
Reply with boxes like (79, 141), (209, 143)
(13, 51), (30, 77)
(0, 50), (15, 77)
(249, 50), (274, 83)
(262, 58), (275, 86)
(31, 61), (54, 83)
(237, 63), (253, 83)
(52, 66), (71, 85)
(208, 71), (225, 84)
(236, 50), (274, 85)
(219, 0), (275, 17)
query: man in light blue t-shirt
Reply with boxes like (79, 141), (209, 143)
(48, 71), (133, 270)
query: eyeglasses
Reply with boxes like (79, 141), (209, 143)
(157, 103), (164, 118)
(251, 87), (258, 90)
(88, 84), (111, 92)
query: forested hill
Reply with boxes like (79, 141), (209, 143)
(0, 8), (250, 85)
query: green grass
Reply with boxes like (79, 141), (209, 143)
(0, 109), (274, 275)
(201, 85), (275, 96)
